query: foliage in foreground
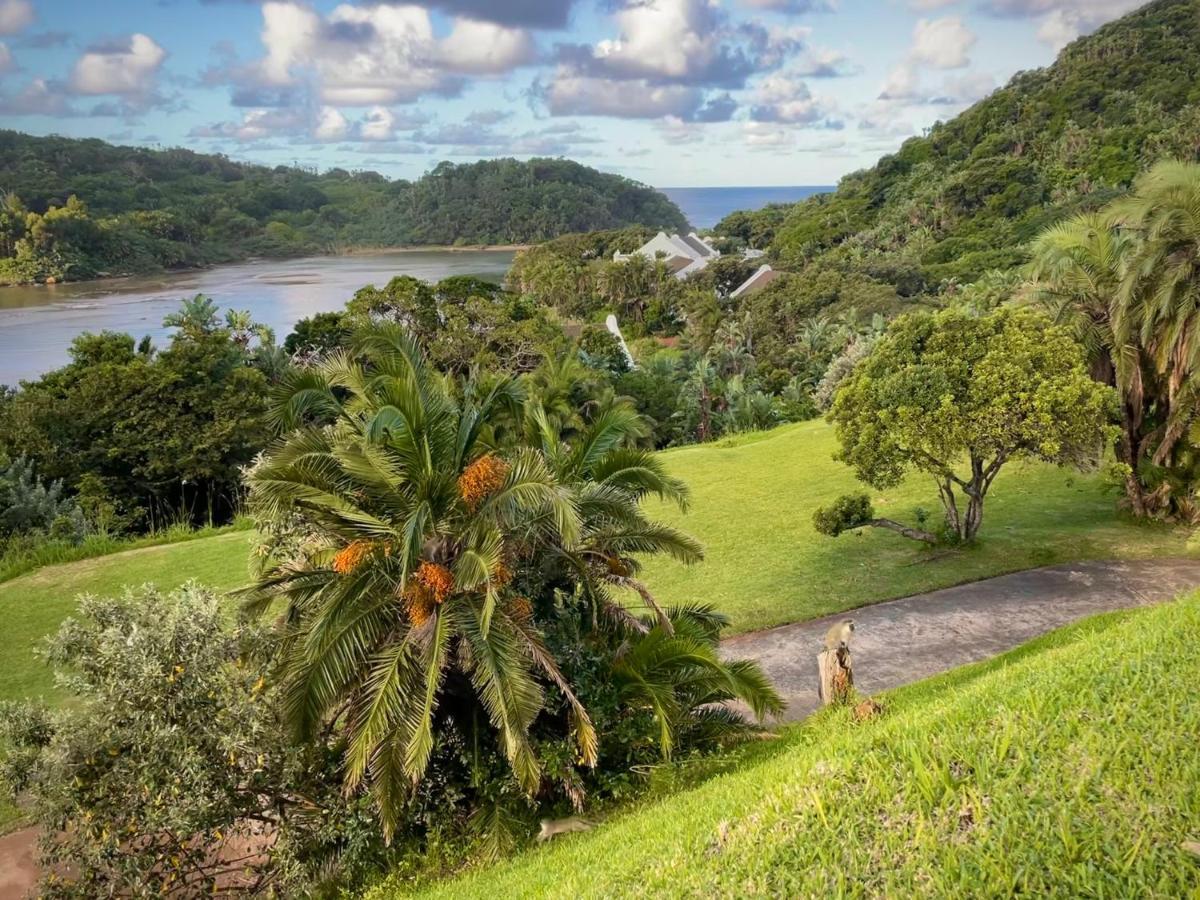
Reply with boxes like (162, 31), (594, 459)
(0, 584), (387, 897)
(378, 594), (1200, 899)
(244, 323), (778, 850)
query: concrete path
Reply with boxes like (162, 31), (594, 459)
(722, 558), (1200, 723)
(3, 558), (1200, 897)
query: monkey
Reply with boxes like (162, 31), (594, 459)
(823, 619), (855, 652)
(537, 816), (594, 842)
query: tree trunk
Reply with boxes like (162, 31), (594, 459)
(962, 493), (984, 542)
(868, 518), (939, 545)
(817, 646), (853, 706)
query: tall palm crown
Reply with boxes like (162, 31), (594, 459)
(244, 326), (707, 837)
(1113, 161), (1200, 465)
(1028, 160), (1200, 516)
(245, 326), (598, 836)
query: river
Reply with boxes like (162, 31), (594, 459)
(0, 249), (516, 386)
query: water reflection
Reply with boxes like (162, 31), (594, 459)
(0, 249), (515, 385)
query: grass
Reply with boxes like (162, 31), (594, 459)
(631, 420), (1199, 634)
(0, 518), (253, 584)
(2, 421), (1196, 704)
(0, 530), (256, 705)
(371, 594), (1200, 899)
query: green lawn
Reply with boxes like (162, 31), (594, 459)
(373, 594), (1200, 899)
(0, 530), (255, 705)
(2, 420), (1196, 705)
(632, 420), (1199, 633)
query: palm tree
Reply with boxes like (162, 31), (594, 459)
(519, 397), (702, 632)
(244, 325), (597, 837)
(164, 294), (220, 338)
(1027, 213), (1153, 512)
(1112, 161), (1200, 470)
(1029, 162), (1200, 516)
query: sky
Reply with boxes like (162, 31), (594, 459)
(0, 0), (1148, 187)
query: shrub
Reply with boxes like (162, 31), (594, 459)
(812, 493), (874, 537)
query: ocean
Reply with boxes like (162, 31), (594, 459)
(659, 186), (834, 230)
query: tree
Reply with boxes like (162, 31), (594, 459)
(243, 325), (600, 839)
(817, 308), (1115, 544)
(0, 585), (386, 897)
(1029, 161), (1200, 518)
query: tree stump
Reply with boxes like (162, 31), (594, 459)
(817, 646), (853, 706)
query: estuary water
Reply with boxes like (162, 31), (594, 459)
(0, 185), (833, 385)
(0, 250), (515, 386)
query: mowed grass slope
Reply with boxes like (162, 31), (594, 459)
(0, 530), (256, 704)
(1, 421), (1196, 703)
(633, 420), (1199, 633)
(383, 595), (1200, 899)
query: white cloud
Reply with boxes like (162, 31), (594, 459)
(594, 0), (721, 81)
(544, 70), (703, 119)
(438, 18), (535, 74)
(908, 0), (958, 9)
(0, 41), (12, 73)
(313, 105), (349, 141)
(247, 1), (534, 107)
(0, 0), (33, 36)
(980, 1), (1143, 50)
(359, 105), (399, 141)
(742, 120), (795, 151)
(750, 72), (839, 125)
(69, 34), (166, 97)
(880, 62), (920, 100)
(910, 16), (975, 69)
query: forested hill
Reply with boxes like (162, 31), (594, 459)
(718, 0), (1200, 291)
(0, 136), (686, 284)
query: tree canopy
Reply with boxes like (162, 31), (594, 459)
(818, 308), (1115, 543)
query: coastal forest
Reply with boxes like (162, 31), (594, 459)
(0, 144), (686, 284)
(2, 0), (1200, 897)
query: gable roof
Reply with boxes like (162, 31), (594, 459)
(730, 264), (781, 299)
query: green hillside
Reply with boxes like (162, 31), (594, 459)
(379, 595), (1200, 898)
(720, 0), (1200, 290)
(633, 421), (1197, 632)
(0, 137), (686, 284)
(2, 422), (1194, 706)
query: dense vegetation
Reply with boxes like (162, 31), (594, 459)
(394, 596), (1200, 898)
(2, 2), (1199, 894)
(717, 0), (1200, 288)
(0, 137), (686, 284)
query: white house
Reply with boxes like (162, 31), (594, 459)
(614, 231), (720, 279)
(613, 230), (779, 300)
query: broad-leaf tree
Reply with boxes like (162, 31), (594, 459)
(816, 308), (1115, 544)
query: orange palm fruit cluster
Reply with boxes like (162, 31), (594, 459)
(332, 539), (374, 574)
(491, 561), (513, 587)
(403, 588), (435, 627)
(509, 596), (533, 623)
(457, 453), (510, 508)
(415, 560), (455, 603)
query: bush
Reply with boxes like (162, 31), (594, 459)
(0, 584), (389, 897)
(812, 493), (874, 537)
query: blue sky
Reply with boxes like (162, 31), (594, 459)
(0, 0), (1145, 187)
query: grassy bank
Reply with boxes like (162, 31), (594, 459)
(375, 594), (1200, 898)
(633, 420), (1198, 633)
(2, 421), (1196, 705)
(0, 530), (255, 705)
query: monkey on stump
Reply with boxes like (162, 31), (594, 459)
(817, 619), (855, 705)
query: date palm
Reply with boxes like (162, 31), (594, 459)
(1029, 161), (1200, 516)
(521, 397), (703, 632)
(244, 324), (597, 837)
(1112, 161), (1200, 470)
